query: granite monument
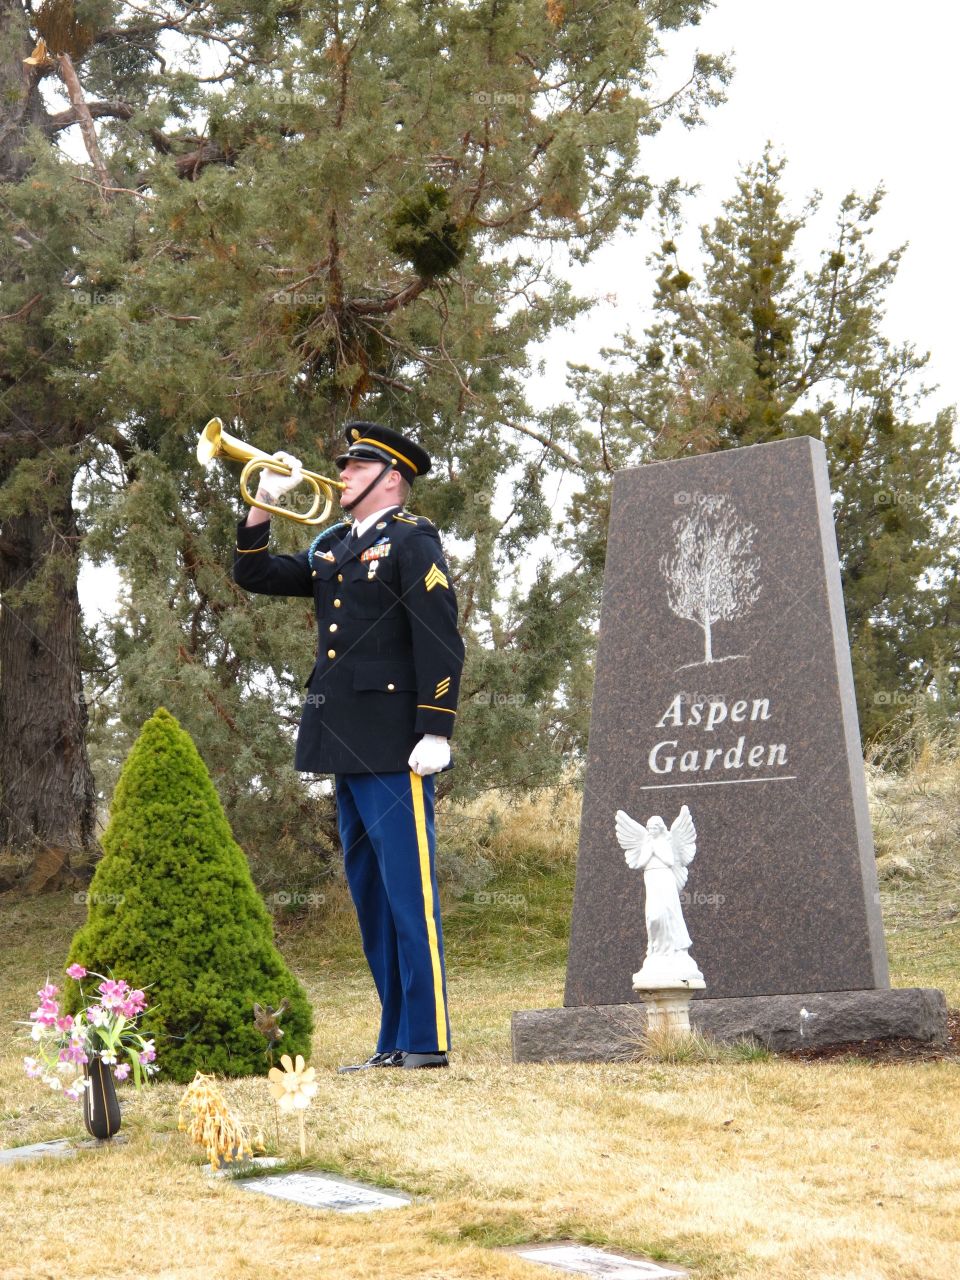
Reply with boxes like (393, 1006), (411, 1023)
(513, 437), (946, 1059)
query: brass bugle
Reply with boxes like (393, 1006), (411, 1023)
(197, 417), (345, 526)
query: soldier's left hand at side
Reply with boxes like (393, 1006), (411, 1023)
(408, 734), (451, 776)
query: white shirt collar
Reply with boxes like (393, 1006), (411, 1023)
(351, 505), (399, 538)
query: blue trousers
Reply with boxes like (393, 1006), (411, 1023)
(335, 770), (450, 1054)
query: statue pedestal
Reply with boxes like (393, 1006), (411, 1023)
(633, 977), (706, 1034)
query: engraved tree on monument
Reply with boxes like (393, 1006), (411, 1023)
(659, 495), (762, 669)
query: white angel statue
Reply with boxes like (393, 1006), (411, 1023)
(616, 804), (705, 988)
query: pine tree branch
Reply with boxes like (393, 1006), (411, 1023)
(173, 138), (232, 179)
(45, 99), (135, 134)
(44, 99), (173, 154)
(498, 418), (584, 470)
(73, 175), (154, 199)
(368, 372), (415, 394)
(91, 2), (209, 47)
(351, 278), (431, 315)
(0, 292), (43, 322)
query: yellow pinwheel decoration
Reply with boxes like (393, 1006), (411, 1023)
(267, 1053), (318, 1155)
(267, 1053), (317, 1112)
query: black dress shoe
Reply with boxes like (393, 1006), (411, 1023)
(337, 1050), (403, 1074)
(400, 1051), (449, 1069)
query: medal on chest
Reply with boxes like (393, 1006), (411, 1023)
(359, 538), (391, 563)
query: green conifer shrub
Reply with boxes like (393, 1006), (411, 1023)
(65, 708), (314, 1082)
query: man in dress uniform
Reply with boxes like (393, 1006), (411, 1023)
(233, 422), (464, 1071)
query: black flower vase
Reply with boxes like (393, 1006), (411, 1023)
(82, 1055), (121, 1140)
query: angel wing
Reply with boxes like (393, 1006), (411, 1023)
(615, 809), (651, 870)
(669, 804), (697, 889)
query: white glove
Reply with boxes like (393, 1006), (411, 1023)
(408, 734), (451, 776)
(256, 451), (304, 503)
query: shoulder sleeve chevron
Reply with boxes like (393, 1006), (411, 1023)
(396, 528), (465, 738)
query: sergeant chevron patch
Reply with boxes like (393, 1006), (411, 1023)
(424, 564), (449, 592)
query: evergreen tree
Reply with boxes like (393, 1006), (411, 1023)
(28, 0), (727, 869)
(0, 1), (255, 886)
(569, 149), (960, 741)
(66, 707), (314, 1082)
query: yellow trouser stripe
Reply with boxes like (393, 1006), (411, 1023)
(409, 771), (448, 1052)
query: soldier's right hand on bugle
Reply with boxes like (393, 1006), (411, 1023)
(256, 451), (304, 503)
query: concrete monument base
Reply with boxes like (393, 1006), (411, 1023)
(633, 976), (706, 1033)
(511, 987), (948, 1062)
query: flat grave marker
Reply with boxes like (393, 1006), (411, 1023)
(0, 1139), (76, 1166)
(240, 1169), (412, 1213)
(510, 1243), (688, 1278)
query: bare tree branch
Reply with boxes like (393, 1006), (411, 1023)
(57, 53), (111, 190)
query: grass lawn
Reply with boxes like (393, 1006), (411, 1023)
(1, 850), (958, 1279)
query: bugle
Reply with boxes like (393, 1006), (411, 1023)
(197, 417), (345, 526)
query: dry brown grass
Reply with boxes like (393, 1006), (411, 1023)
(3, 946), (959, 1277)
(439, 779), (583, 872)
(2, 756), (959, 1279)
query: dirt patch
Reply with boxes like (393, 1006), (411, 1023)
(779, 1008), (960, 1064)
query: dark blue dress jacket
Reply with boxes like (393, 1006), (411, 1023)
(233, 506), (465, 775)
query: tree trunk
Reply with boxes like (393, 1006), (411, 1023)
(0, 480), (97, 889)
(0, 5), (96, 890)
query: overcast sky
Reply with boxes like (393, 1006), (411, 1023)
(79, 0), (959, 618)
(531, 0), (960, 424)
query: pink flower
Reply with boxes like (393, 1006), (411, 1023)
(29, 1004), (59, 1028)
(114, 1063), (131, 1081)
(23, 1057), (42, 1078)
(37, 983), (59, 1002)
(118, 990), (147, 1019)
(66, 964), (87, 980)
(138, 1043), (156, 1064)
(97, 978), (130, 1010)
(55, 1014), (74, 1032)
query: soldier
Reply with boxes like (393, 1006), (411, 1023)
(233, 421), (465, 1071)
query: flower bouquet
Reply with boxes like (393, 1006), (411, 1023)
(23, 964), (158, 1101)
